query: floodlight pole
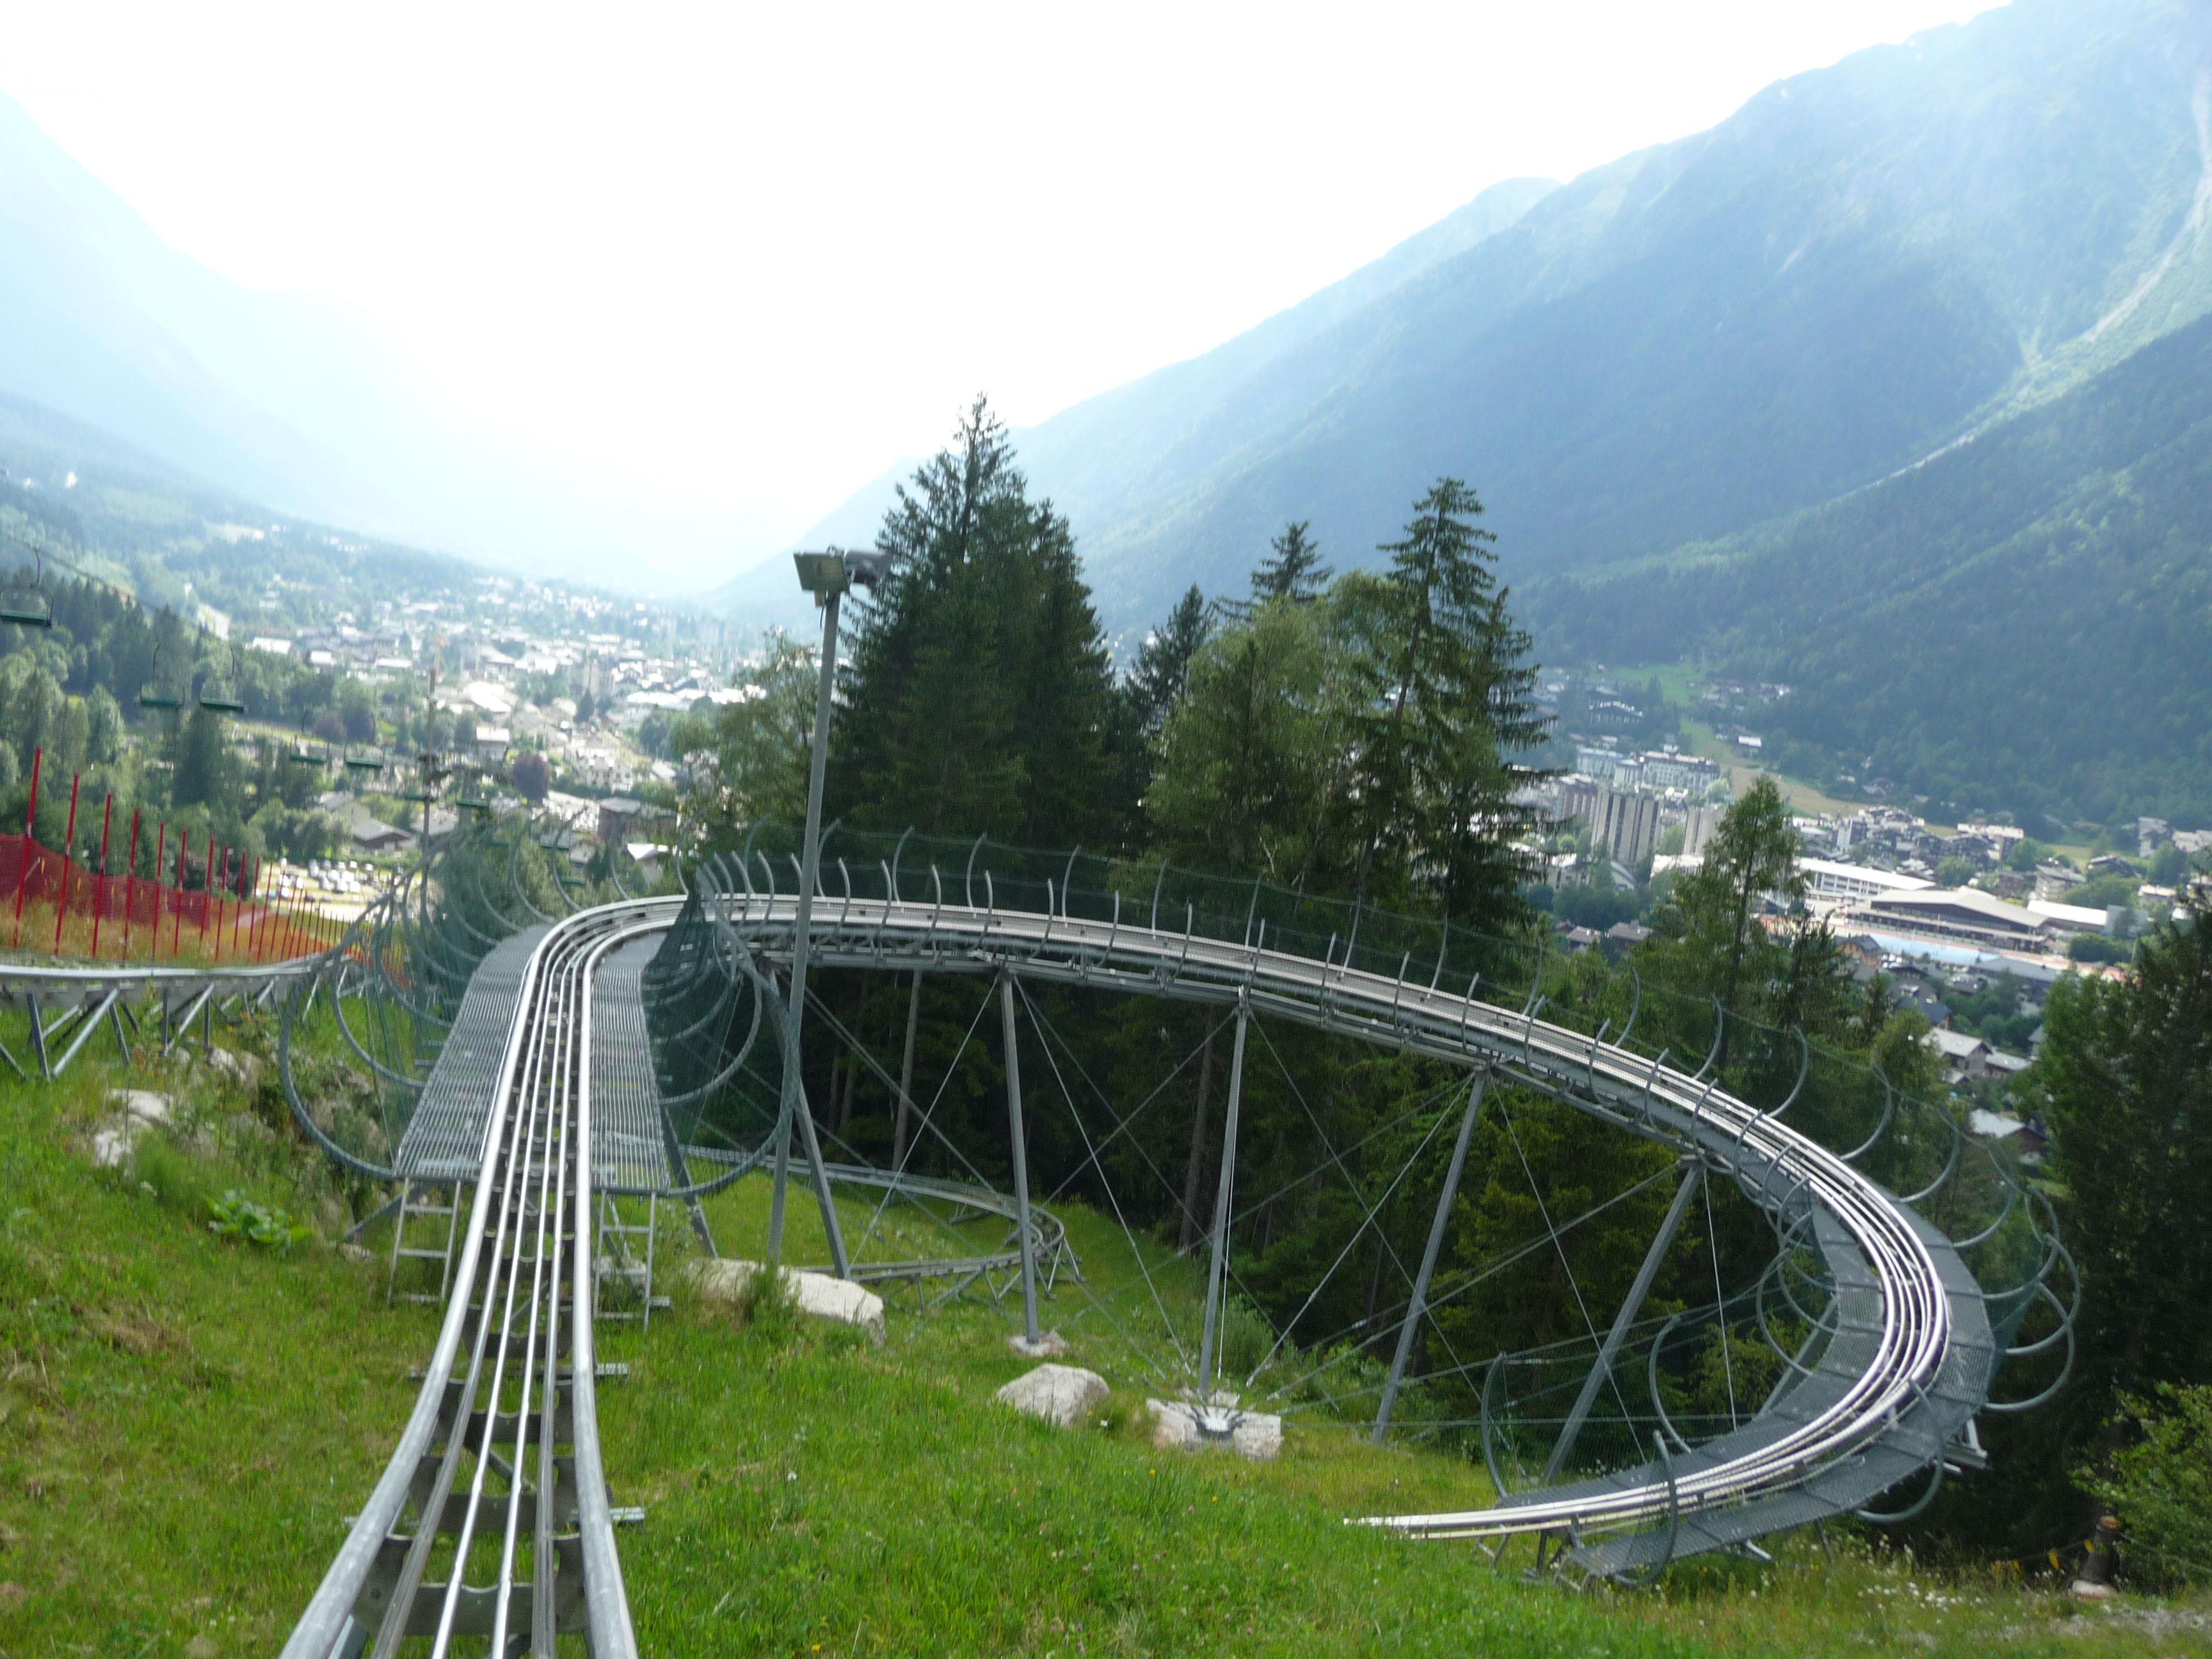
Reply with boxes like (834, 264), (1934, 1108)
(766, 556), (858, 1274)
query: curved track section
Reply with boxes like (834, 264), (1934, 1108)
(698, 871), (2036, 1567)
(282, 899), (663, 1659)
(273, 817), (2066, 1592)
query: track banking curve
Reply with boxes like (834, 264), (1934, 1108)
(717, 882), (1989, 1552)
(275, 814), (2044, 1635)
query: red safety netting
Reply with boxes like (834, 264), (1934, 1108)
(0, 831), (333, 965)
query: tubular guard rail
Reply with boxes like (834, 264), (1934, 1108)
(661, 826), (2074, 1573)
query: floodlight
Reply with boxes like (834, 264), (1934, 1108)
(792, 552), (849, 597)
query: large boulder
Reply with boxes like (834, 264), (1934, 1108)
(684, 1258), (886, 1344)
(90, 1090), (173, 1169)
(995, 1363), (1109, 1428)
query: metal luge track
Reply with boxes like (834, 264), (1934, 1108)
(714, 884), (2005, 1559)
(283, 902), (661, 1659)
(270, 813), (2062, 1605)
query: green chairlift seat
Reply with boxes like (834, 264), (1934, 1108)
(138, 643), (188, 710)
(197, 643), (246, 713)
(2, 553), (53, 629)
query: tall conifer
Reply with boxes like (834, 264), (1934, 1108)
(1345, 478), (1549, 924)
(831, 396), (1132, 847)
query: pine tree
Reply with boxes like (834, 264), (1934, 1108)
(1250, 521), (1332, 606)
(172, 705), (230, 809)
(831, 396), (1134, 847)
(1128, 585), (1211, 739)
(1343, 479), (1550, 925)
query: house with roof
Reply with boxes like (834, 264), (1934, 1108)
(1929, 1027), (1990, 1086)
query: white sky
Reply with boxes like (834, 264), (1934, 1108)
(0, 0), (1996, 581)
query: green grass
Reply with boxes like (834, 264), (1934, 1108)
(0, 1030), (2206, 1656)
(0, 1032), (437, 1657)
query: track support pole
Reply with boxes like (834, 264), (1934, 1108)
(1000, 970), (1041, 1347)
(794, 1077), (850, 1279)
(25, 992), (48, 1079)
(1196, 994), (1251, 1400)
(1543, 1160), (1704, 1482)
(769, 582), (843, 1270)
(1374, 1068), (1490, 1443)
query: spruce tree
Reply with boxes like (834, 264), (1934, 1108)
(1128, 585), (1211, 739)
(1343, 479), (1550, 925)
(1251, 520), (1332, 606)
(831, 396), (1133, 847)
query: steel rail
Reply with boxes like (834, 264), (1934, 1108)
(723, 891), (1968, 1545)
(282, 899), (662, 1658)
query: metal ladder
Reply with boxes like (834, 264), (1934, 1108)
(593, 1194), (666, 1331)
(386, 1180), (463, 1308)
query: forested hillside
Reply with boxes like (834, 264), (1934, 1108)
(996, 0), (2212, 634)
(1535, 307), (2212, 828)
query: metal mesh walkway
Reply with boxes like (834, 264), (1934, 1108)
(395, 925), (549, 1181)
(590, 936), (677, 1193)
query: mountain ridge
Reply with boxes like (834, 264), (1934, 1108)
(974, 0), (2212, 636)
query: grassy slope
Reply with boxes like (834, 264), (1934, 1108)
(0, 1038), (2204, 1657)
(0, 1047), (435, 1656)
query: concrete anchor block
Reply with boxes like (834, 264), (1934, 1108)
(90, 1090), (174, 1169)
(1146, 1398), (1283, 1461)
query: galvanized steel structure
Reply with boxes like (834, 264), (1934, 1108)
(252, 814), (2074, 1648)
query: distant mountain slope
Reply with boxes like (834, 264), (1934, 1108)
(1538, 309), (2212, 827)
(701, 179), (1560, 638)
(0, 386), (479, 617)
(0, 92), (716, 586)
(1013, 176), (1557, 548)
(0, 93), (406, 533)
(1003, 0), (2212, 635)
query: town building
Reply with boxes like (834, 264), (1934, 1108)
(1560, 781), (1660, 868)
(1800, 858), (1932, 908)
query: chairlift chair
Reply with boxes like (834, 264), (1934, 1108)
(1, 552), (54, 629)
(197, 643), (246, 714)
(138, 641), (188, 710)
(343, 746), (385, 774)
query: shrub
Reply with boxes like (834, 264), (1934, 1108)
(2084, 1384), (2212, 1587)
(2067, 933), (2132, 965)
(207, 1188), (312, 1250)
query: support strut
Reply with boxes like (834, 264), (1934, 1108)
(1374, 1068), (1490, 1442)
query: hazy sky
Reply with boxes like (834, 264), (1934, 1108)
(0, 1), (1997, 581)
